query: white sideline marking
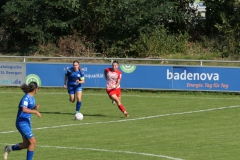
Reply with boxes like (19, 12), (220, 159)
(0, 143), (183, 160)
(39, 145), (184, 160)
(0, 91), (240, 100)
(0, 105), (239, 134)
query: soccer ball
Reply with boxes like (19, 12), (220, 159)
(75, 113), (84, 120)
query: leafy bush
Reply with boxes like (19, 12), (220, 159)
(130, 26), (189, 57)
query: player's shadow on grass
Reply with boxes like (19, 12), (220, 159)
(41, 111), (107, 117)
(41, 111), (73, 115)
(83, 113), (107, 117)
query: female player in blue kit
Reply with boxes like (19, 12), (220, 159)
(4, 82), (41, 160)
(63, 60), (85, 116)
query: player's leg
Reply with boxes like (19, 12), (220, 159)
(111, 98), (116, 105)
(19, 137), (30, 149)
(8, 122), (30, 148)
(3, 145), (11, 160)
(111, 94), (121, 105)
(111, 92), (129, 117)
(75, 86), (82, 114)
(4, 122), (32, 160)
(108, 89), (121, 105)
(3, 138), (27, 157)
(112, 88), (129, 117)
(5, 134), (36, 160)
(118, 96), (121, 104)
(22, 125), (36, 160)
(68, 86), (75, 103)
(106, 89), (116, 105)
(26, 137), (36, 160)
(69, 94), (75, 103)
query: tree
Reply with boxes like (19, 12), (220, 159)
(74, 0), (196, 56)
(205, 0), (240, 55)
(1, 0), (80, 49)
(0, 0), (203, 56)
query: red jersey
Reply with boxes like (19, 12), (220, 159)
(105, 68), (122, 89)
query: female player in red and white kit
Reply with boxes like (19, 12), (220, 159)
(104, 60), (129, 117)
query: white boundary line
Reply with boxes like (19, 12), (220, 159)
(38, 145), (184, 160)
(0, 105), (239, 134)
(1, 91), (240, 100)
(0, 143), (183, 160)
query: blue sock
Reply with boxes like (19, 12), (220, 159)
(11, 144), (21, 151)
(76, 101), (82, 113)
(27, 150), (34, 160)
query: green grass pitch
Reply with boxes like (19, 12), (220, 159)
(0, 87), (240, 160)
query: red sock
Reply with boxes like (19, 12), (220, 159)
(118, 104), (126, 113)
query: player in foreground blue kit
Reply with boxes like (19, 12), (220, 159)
(63, 60), (85, 116)
(4, 82), (41, 160)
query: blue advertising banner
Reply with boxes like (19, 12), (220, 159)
(170, 66), (237, 91)
(26, 63), (173, 89)
(26, 63), (107, 87)
(120, 65), (172, 89)
(25, 63), (240, 92)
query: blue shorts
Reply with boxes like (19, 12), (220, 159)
(68, 85), (82, 94)
(16, 119), (34, 139)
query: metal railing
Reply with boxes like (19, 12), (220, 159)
(0, 55), (240, 66)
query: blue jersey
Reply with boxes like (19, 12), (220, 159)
(16, 94), (36, 123)
(66, 67), (84, 86)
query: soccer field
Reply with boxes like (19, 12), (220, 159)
(1, 88), (240, 160)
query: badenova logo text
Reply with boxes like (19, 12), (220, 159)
(26, 74), (42, 86)
(120, 65), (137, 73)
(167, 69), (219, 81)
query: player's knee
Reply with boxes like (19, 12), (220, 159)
(115, 99), (121, 105)
(69, 98), (75, 103)
(30, 138), (37, 146)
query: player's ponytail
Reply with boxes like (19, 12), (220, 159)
(79, 64), (82, 71)
(21, 82), (38, 94)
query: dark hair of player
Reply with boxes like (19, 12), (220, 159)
(20, 82), (39, 94)
(112, 60), (119, 65)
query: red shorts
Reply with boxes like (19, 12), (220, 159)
(106, 88), (121, 98)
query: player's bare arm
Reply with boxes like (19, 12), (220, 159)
(22, 107), (41, 118)
(76, 79), (85, 84)
(63, 75), (68, 88)
(112, 79), (121, 88)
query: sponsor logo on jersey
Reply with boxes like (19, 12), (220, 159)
(23, 101), (28, 106)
